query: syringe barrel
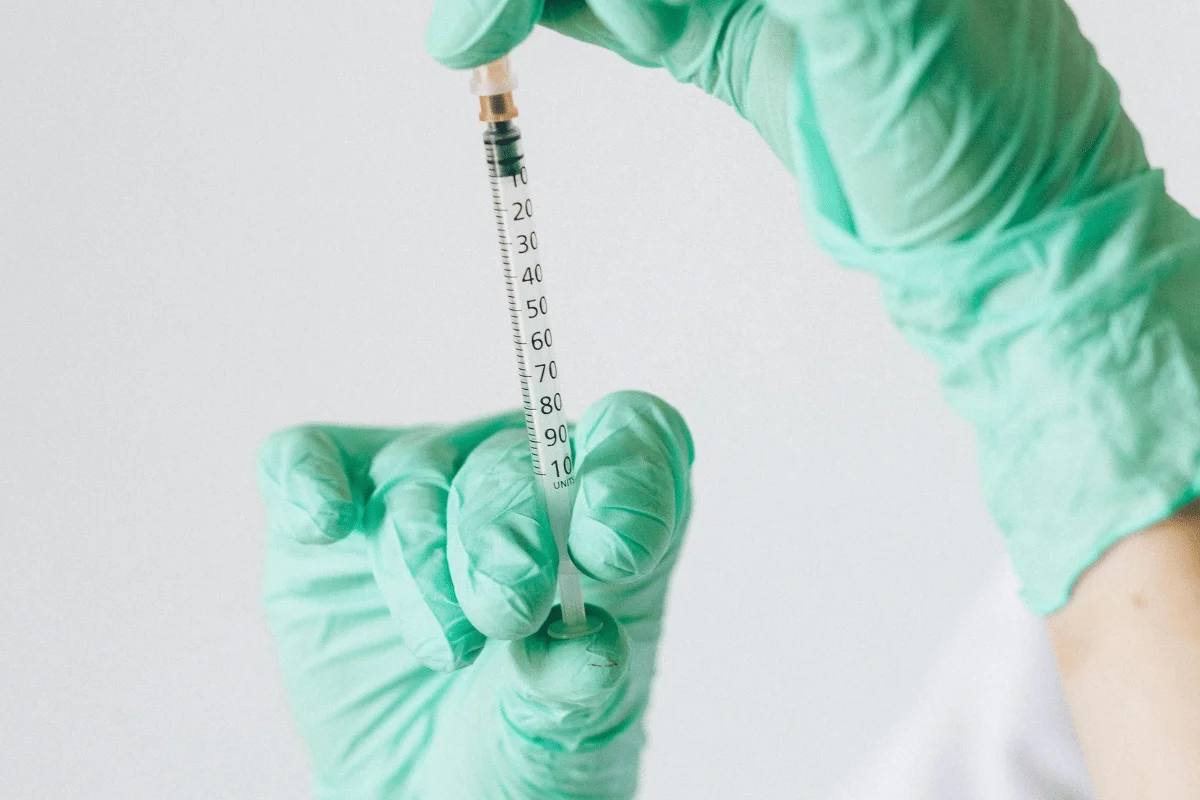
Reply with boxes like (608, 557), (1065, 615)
(482, 119), (591, 635)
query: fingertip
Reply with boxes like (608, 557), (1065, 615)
(289, 498), (358, 546)
(569, 391), (691, 580)
(448, 429), (559, 640)
(402, 611), (487, 674)
(447, 509), (558, 640)
(569, 507), (670, 582)
(426, 0), (543, 70)
(258, 425), (359, 544)
(577, 390), (694, 467)
(451, 545), (557, 640)
(362, 437), (489, 674)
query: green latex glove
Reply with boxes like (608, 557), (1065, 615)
(259, 391), (693, 798)
(427, 0), (1200, 613)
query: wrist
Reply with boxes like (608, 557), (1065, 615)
(1048, 502), (1200, 797)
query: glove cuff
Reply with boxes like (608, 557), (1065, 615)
(788, 65), (1200, 612)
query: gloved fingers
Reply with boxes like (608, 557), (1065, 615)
(446, 427), (560, 641)
(543, 0), (771, 92)
(574, 0), (691, 62)
(259, 426), (447, 781)
(426, 0), (544, 69)
(569, 390), (694, 582)
(426, 0), (782, 137)
(257, 413), (517, 544)
(258, 424), (403, 545)
(425, 0), (663, 71)
(539, 0), (659, 67)
(364, 411), (526, 673)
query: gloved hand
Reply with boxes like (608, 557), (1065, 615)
(427, 0), (1200, 613)
(258, 391), (693, 799)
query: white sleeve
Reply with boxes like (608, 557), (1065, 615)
(830, 568), (1094, 800)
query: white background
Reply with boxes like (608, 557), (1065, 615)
(3, 2), (1198, 797)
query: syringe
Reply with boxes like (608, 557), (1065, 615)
(471, 57), (600, 640)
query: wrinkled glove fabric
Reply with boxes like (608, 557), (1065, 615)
(428, 0), (1200, 613)
(259, 391), (694, 798)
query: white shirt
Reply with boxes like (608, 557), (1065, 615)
(833, 570), (1095, 799)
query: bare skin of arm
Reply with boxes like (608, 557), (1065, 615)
(1047, 500), (1200, 798)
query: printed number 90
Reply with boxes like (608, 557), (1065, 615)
(545, 425), (568, 446)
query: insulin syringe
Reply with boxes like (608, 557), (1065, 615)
(471, 57), (601, 640)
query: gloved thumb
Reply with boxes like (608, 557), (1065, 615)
(506, 603), (631, 715)
(497, 604), (645, 791)
(422, 604), (644, 798)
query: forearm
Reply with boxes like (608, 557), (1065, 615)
(1048, 500), (1200, 799)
